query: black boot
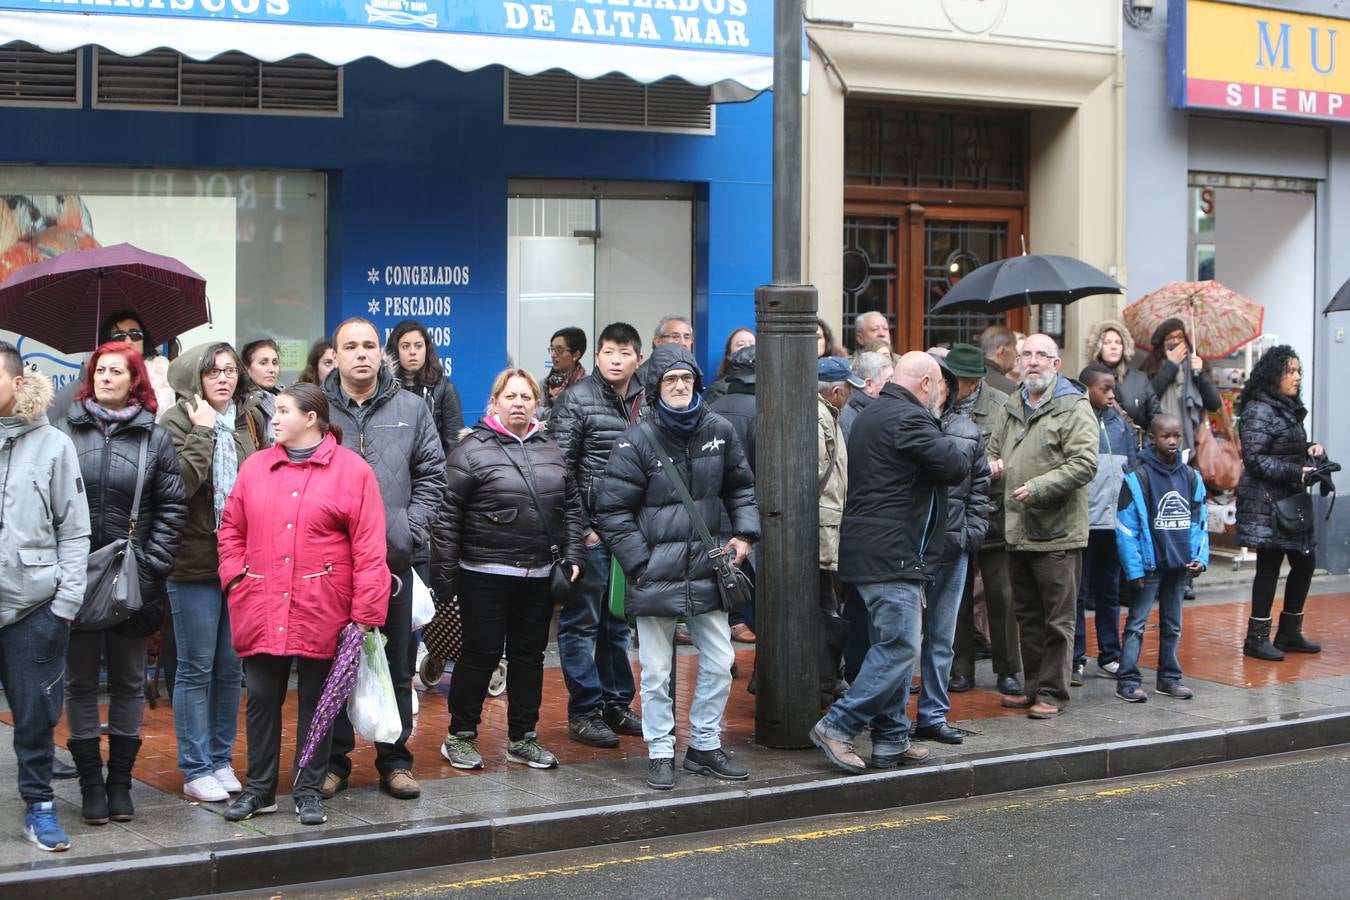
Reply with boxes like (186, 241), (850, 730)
(1243, 617), (1285, 661)
(105, 735), (142, 822)
(68, 737), (109, 825)
(1274, 612), (1322, 654)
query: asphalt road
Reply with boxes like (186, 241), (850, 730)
(226, 747), (1350, 900)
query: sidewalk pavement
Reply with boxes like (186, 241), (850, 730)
(4, 577), (1350, 896)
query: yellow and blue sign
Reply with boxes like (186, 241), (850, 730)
(1170, 0), (1350, 122)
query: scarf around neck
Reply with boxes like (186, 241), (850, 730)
(656, 392), (703, 436)
(83, 398), (141, 435)
(212, 402), (239, 529)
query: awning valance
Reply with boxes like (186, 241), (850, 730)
(0, 0), (773, 90)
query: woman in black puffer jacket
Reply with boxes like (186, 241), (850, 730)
(1235, 345), (1325, 660)
(55, 343), (187, 826)
(386, 319), (465, 463)
(430, 368), (582, 772)
(595, 344), (759, 789)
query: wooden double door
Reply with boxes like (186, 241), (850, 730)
(842, 202), (1028, 353)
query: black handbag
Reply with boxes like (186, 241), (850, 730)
(74, 434), (149, 631)
(1271, 488), (1315, 535)
(639, 421), (753, 613)
(496, 438), (580, 606)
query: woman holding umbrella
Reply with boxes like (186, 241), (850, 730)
(57, 342), (186, 826)
(1140, 319), (1222, 456)
(160, 342), (269, 803)
(217, 383), (389, 824)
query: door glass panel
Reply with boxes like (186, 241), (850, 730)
(508, 197), (596, 382)
(923, 220), (1008, 350)
(842, 215), (898, 350)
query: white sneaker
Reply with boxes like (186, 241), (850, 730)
(411, 689), (420, 715)
(184, 775), (230, 803)
(1097, 660), (1120, 677)
(488, 660), (508, 697)
(213, 766), (242, 793)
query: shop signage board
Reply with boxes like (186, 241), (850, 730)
(0, 0), (773, 88)
(1170, 0), (1350, 122)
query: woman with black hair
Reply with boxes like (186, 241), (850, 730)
(1235, 345), (1326, 660)
(241, 339), (282, 442)
(386, 319), (464, 460)
(297, 340), (336, 386)
(1140, 318), (1222, 456)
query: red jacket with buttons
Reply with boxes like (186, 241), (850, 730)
(218, 434), (391, 659)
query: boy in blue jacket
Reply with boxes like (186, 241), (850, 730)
(1114, 414), (1209, 703)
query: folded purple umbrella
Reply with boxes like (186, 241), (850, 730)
(0, 242), (209, 352)
(296, 623), (365, 773)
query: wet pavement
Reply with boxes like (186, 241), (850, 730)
(3, 576), (1350, 888)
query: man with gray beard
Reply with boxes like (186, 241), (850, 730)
(986, 334), (1098, 720)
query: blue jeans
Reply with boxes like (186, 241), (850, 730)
(822, 579), (924, 753)
(1117, 568), (1186, 689)
(0, 603), (69, 803)
(558, 541), (636, 717)
(917, 554), (969, 728)
(1075, 529), (1123, 667)
(169, 580), (242, 781)
(634, 612), (734, 759)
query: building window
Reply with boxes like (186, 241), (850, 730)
(845, 105), (1027, 191)
(505, 69), (715, 134)
(0, 42), (81, 108)
(93, 49), (342, 116)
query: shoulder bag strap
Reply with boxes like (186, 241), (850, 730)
(639, 421), (721, 558)
(128, 432), (150, 538)
(818, 434), (839, 496)
(496, 437), (564, 564)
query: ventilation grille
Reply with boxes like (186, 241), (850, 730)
(95, 49), (341, 115)
(0, 42), (80, 106)
(506, 69), (713, 133)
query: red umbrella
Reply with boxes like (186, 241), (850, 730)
(0, 243), (209, 352)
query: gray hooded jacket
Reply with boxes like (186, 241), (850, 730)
(0, 369), (91, 627)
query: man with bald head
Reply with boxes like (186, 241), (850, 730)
(811, 352), (977, 774)
(987, 334), (1099, 720)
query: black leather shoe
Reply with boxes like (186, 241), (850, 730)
(224, 792), (277, 822)
(948, 674), (974, 693)
(602, 706), (644, 737)
(683, 746), (748, 780)
(646, 758), (675, 791)
(912, 723), (964, 745)
(569, 712), (620, 748)
(997, 675), (1024, 695)
(295, 795), (327, 825)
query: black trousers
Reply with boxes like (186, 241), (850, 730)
(329, 570), (413, 778)
(243, 654), (333, 801)
(1251, 547), (1317, 619)
(449, 570), (554, 741)
(953, 546), (1022, 680)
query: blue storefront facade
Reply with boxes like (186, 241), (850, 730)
(0, 4), (773, 417)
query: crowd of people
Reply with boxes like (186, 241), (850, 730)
(0, 304), (1331, 851)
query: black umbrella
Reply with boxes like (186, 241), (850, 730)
(929, 253), (1123, 314)
(1324, 276), (1350, 314)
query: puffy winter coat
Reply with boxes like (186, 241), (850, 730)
(839, 382), (974, 584)
(0, 370), (90, 628)
(324, 365), (447, 572)
(217, 434), (390, 659)
(159, 345), (268, 582)
(55, 403), (187, 619)
(430, 418), (584, 599)
(969, 381), (1009, 547)
(1086, 406), (1135, 530)
(398, 374), (465, 462)
(987, 374), (1099, 552)
(937, 409), (992, 565)
(548, 368), (645, 531)
(1085, 318), (1161, 433)
(1236, 389), (1315, 553)
(596, 407), (759, 619)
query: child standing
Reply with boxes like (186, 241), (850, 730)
(1114, 414), (1209, 703)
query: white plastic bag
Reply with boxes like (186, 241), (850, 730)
(348, 629), (402, 744)
(410, 569), (436, 629)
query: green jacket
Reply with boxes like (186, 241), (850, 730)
(969, 381), (1009, 548)
(159, 343), (268, 582)
(987, 374), (1098, 552)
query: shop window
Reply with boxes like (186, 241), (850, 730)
(845, 105), (1027, 191)
(505, 69), (714, 134)
(0, 166), (326, 387)
(0, 42), (81, 108)
(93, 49), (342, 116)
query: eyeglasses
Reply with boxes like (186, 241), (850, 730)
(1017, 351), (1058, 363)
(205, 366), (239, 380)
(660, 332), (694, 342)
(661, 373), (696, 386)
(547, 345), (574, 355)
(111, 330), (144, 342)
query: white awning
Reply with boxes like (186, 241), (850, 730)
(0, 1), (774, 90)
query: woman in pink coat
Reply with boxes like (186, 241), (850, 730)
(216, 383), (390, 826)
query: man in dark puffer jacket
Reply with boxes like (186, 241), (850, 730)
(596, 345), (759, 792)
(548, 322), (646, 748)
